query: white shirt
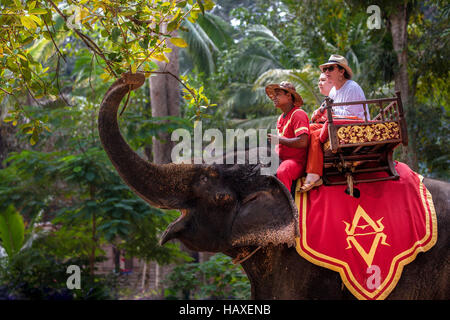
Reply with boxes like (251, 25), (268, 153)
(328, 80), (370, 120)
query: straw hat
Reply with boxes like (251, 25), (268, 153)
(265, 81), (303, 107)
(319, 54), (353, 79)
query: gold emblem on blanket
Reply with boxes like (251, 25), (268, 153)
(343, 205), (390, 267)
(337, 122), (400, 145)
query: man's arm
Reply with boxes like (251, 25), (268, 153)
(268, 133), (308, 149)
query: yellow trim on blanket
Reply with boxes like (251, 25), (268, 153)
(294, 174), (438, 300)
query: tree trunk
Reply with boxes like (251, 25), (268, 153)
(389, 5), (409, 106)
(0, 127), (5, 169)
(89, 185), (97, 275)
(150, 29), (180, 164)
(149, 26), (181, 297)
(154, 263), (161, 296)
(143, 79), (153, 162)
(141, 260), (147, 292)
(388, 2), (418, 170)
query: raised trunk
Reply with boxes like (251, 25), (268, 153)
(98, 73), (197, 209)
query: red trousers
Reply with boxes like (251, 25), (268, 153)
(306, 123), (324, 177)
(277, 158), (305, 191)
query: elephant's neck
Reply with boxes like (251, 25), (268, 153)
(238, 244), (353, 299)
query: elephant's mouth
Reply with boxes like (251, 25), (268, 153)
(159, 209), (189, 245)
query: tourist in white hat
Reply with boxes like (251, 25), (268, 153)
(300, 54), (368, 192)
(319, 54), (368, 119)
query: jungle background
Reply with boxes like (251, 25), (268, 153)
(0, 0), (448, 300)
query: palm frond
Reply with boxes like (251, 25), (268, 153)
(223, 83), (274, 118)
(253, 66), (322, 112)
(232, 115), (278, 130)
(233, 44), (283, 80)
(180, 20), (218, 75)
(179, 13), (237, 75)
(245, 24), (283, 45)
(197, 12), (236, 49)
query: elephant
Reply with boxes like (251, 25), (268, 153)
(98, 73), (449, 299)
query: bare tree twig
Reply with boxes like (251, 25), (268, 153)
(145, 70), (198, 104)
(119, 85), (132, 117)
(55, 56), (72, 107)
(43, 19), (66, 63)
(46, 0), (118, 78)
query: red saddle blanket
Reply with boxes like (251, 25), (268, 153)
(294, 162), (437, 300)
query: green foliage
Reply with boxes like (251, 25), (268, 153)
(179, 12), (235, 76)
(0, 245), (117, 300)
(408, 102), (449, 180)
(0, 206), (117, 300)
(0, 0), (216, 143)
(119, 209), (192, 265)
(0, 67), (190, 280)
(0, 145), (187, 263)
(164, 253), (251, 299)
(0, 205), (25, 258)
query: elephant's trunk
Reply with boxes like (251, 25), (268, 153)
(98, 73), (196, 209)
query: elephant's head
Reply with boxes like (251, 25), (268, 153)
(98, 73), (298, 253)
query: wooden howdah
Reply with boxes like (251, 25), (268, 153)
(321, 91), (408, 188)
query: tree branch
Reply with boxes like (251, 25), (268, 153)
(46, 0), (118, 78)
(43, 19), (66, 63)
(146, 71), (198, 104)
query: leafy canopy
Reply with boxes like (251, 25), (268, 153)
(1, 0), (215, 142)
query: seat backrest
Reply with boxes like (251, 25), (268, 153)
(323, 91), (408, 153)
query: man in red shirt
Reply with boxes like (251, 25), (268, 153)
(266, 82), (310, 191)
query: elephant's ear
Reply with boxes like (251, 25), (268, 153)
(230, 176), (299, 248)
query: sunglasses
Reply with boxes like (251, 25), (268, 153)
(322, 65), (336, 72)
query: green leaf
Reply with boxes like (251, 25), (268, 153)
(29, 8), (48, 15)
(3, 116), (15, 123)
(85, 172), (95, 181)
(28, 1), (36, 10)
(0, 205), (25, 257)
(202, 0), (215, 11)
(28, 14), (43, 26)
(20, 16), (37, 30)
(114, 203), (133, 211)
(111, 27), (121, 42)
(42, 31), (53, 40)
(167, 19), (178, 32)
(197, 1), (205, 14)
(30, 132), (38, 145)
(118, 10), (136, 17)
(169, 37), (188, 48)
(176, 1), (187, 8)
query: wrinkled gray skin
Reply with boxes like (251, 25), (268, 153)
(98, 73), (449, 299)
